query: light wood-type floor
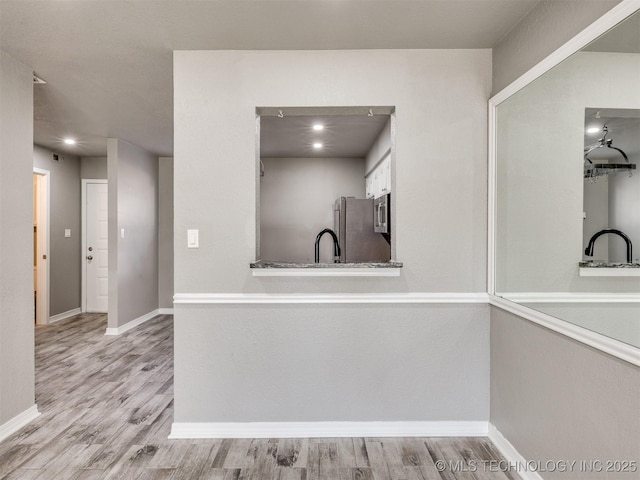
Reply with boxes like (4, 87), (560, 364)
(0, 313), (520, 480)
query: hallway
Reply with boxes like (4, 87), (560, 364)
(0, 314), (518, 480)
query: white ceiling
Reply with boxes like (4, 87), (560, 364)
(0, 0), (542, 157)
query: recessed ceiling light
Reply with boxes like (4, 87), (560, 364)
(64, 138), (76, 145)
(313, 142), (323, 149)
(586, 126), (601, 134)
(313, 124), (324, 131)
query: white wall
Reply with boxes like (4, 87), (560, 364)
(496, 51), (640, 293)
(33, 146), (81, 316)
(0, 51), (36, 428)
(107, 138), (159, 329)
(260, 156), (365, 263)
(492, 0), (621, 94)
(173, 49), (491, 425)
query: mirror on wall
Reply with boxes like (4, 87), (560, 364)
(495, 9), (640, 349)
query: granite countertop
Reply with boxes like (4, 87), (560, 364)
(250, 260), (403, 268)
(579, 261), (640, 268)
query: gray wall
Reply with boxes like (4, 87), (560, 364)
(175, 49), (490, 295)
(0, 51), (36, 426)
(260, 156), (365, 263)
(176, 304), (489, 422)
(33, 145), (81, 316)
(174, 49), (491, 423)
(107, 138), (159, 329)
(158, 156), (173, 309)
(492, 0), (621, 94)
(490, 306), (640, 480)
(80, 156), (107, 179)
(496, 51), (640, 293)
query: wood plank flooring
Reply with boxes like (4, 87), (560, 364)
(0, 313), (520, 480)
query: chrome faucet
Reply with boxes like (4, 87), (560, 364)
(315, 228), (341, 263)
(584, 228), (633, 263)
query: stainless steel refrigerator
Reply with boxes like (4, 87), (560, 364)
(333, 197), (391, 263)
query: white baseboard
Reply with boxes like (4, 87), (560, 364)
(105, 309), (160, 336)
(488, 424), (544, 480)
(48, 307), (82, 324)
(158, 308), (174, 315)
(169, 421), (488, 439)
(0, 405), (40, 443)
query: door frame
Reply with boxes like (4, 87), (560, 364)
(81, 179), (108, 313)
(33, 168), (50, 325)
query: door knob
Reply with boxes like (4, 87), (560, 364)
(87, 255), (93, 260)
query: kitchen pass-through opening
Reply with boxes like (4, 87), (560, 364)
(255, 106), (396, 264)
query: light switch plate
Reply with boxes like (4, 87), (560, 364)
(64, 229), (71, 238)
(187, 229), (199, 248)
(121, 228), (125, 238)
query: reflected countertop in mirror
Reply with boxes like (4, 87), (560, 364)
(579, 260), (640, 276)
(580, 261), (640, 268)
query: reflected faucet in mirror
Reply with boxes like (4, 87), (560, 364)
(315, 228), (341, 263)
(584, 228), (633, 263)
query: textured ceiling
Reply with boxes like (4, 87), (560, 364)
(0, 0), (543, 157)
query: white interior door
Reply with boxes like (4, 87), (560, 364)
(85, 182), (108, 312)
(33, 169), (50, 325)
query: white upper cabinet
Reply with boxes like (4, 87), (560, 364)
(366, 153), (391, 199)
(366, 174), (375, 199)
(365, 117), (392, 199)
